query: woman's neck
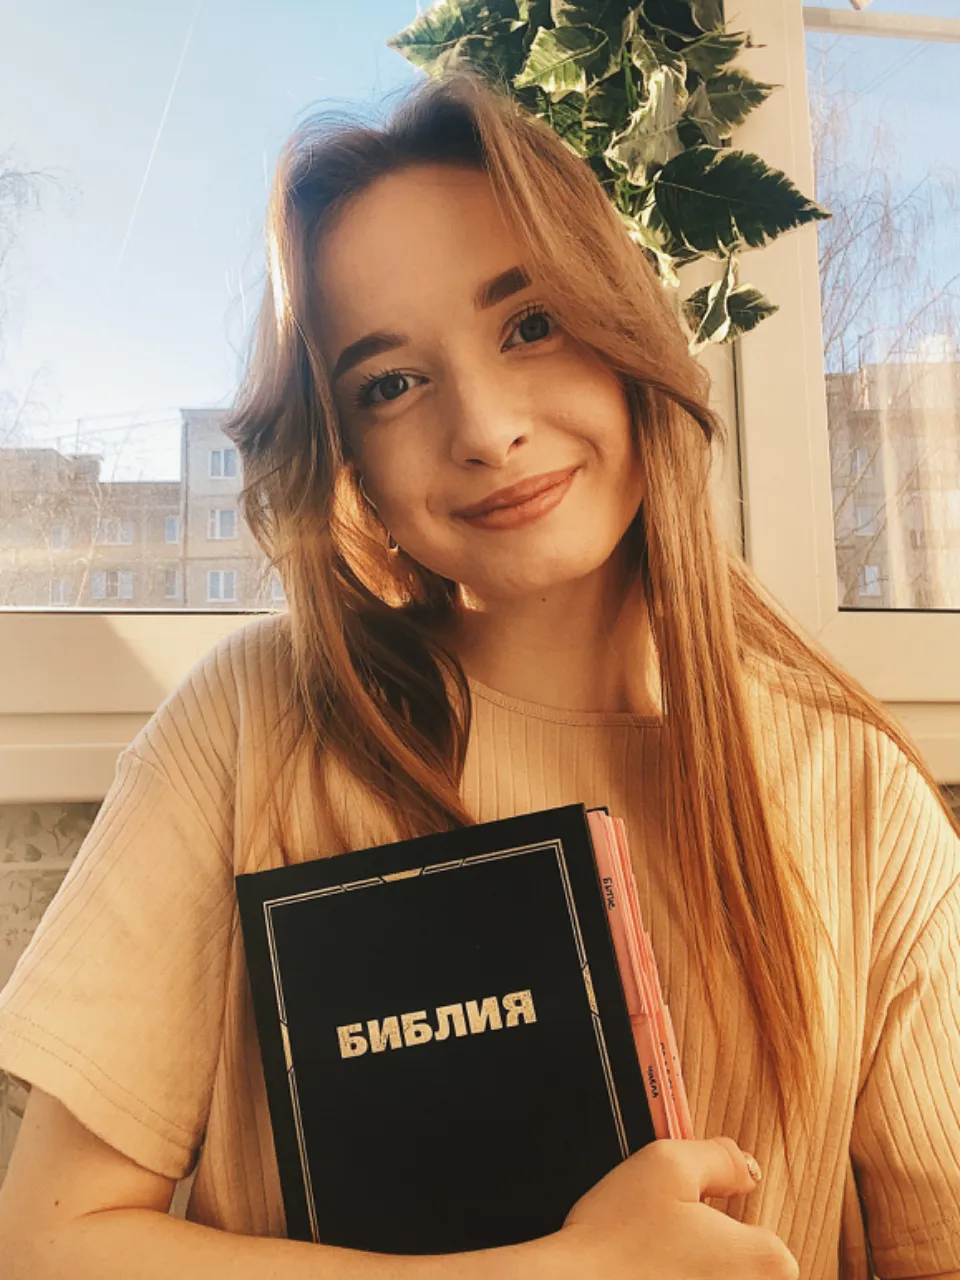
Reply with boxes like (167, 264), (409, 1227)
(442, 561), (661, 718)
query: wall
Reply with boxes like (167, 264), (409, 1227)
(0, 800), (99, 1179)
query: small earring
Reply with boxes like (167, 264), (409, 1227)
(358, 473), (376, 514)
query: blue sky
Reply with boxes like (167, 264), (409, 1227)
(1, 0), (422, 478)
(1, 1), (957, 480)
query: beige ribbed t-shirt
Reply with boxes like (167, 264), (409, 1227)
(1, 613), (959, 1279)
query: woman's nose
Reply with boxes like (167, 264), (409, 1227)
(445, 372), (532, 468)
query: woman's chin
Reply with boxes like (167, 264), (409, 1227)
(456, 559), (612, 606)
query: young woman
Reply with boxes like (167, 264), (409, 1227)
(1, 72), (958, 1280)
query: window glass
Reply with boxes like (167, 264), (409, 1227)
(209, 448), (238, 479)
(207, 568), (237, 604)
(806, 10), (960, 609)
(1, 4), (418, 611)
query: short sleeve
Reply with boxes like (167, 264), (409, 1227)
(0, 748), (235, 1179)
(851, 745), (960, 1278)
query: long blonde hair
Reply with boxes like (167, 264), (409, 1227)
(224, 71), (959, 1182)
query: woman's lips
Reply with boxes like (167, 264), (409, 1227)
(455, 467), (579, 531)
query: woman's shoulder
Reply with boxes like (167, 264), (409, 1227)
(123, 611), (295, 802)
(742, 651), (955, 844)
(742, 650), (902, 793)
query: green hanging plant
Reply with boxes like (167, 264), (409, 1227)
(387, 0), (830, 351)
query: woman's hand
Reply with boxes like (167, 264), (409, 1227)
(544, 1137), (798, 1280)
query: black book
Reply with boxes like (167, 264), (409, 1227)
(236, 802), (657, 1254)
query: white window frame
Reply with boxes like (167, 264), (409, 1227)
(209, 447), (238, 479)
(95, 516), (136, 546)
(733, 0), (960, 782)
(207, 569), (237, 603)
(90, 569), (134, 602)
(208, 507), (237, 540)
(165, 515), (180, 544)
(852, 446), (875, 481)
(857, 564), (883, 599)
(853, 505), (878, 538)
(2, 0), (958, 804)
(163, 567), (181, 599)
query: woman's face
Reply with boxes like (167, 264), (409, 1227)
(316, 162), (645, 603)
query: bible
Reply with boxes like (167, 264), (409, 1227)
(236, 802), (691, 1253)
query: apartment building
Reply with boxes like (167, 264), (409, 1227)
(179, 408), (283, 610)
(829, 356), (960, 610)
(0, 410), (285, 610)
(0, 448), (182, 608)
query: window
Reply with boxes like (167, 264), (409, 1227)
(857, 564), (882, 598)
(91, 570), (134, 601)
(50, 524), (69, 550)
(50, 578), (70, 605)
(4, 2), (959, 806)
(852, 446), (875, 480)
(209, 448), (238, 479)
(164, 568), (181, 599)
(207, 569), (237, 602)
(95, 517), (135, 546)
(165, 515), (180, 544)
(806, 7), (960, 611)
(208, 508), (237, 540)
(270, 573), (287, 604)
(733, 0), (960, 781)
(0, 9), (424, 805)
(853, 505), (878, 537)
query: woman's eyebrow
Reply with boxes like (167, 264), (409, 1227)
(330, 265), (533, 385)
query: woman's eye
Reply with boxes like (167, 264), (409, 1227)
(504, 306), (554, 349)
(352, 307), (554, 409)
(354, 370), (416, 409)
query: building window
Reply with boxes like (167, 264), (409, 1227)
(207, 508), (237, 540)
(209, 447), (238, 478)
(853, 505), (877, 537)
(50, 523), (69, 550)
(91, 570), (134, 600)
(207, 569), (237, 602)
(852, 446), (875, 480)
(856, 565), (882, 599)
(50, 578), (70, 605)
(270, 573), (286, 604)
(95, 517), (135, 545)
(164, 568), (181, 599)
(165, 515), (180, 544)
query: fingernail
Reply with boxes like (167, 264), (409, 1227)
(744, 1154), (762, 1183)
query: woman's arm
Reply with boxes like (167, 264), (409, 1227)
(0, 1089), (554, 1280)
(1, 1090), (796, 1280)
